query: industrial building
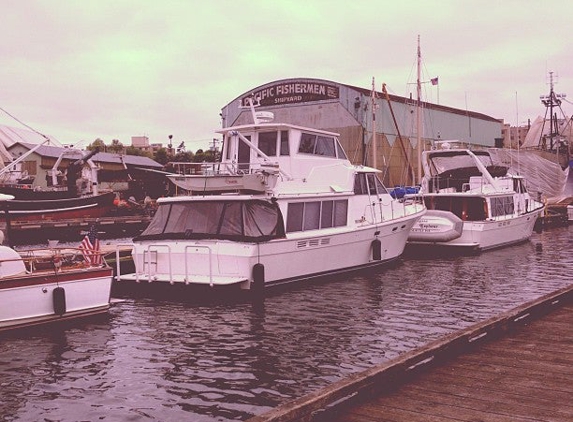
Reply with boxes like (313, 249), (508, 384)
(220, 77), (502, 187)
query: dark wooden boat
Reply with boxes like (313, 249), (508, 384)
(0, 191), (116, 222)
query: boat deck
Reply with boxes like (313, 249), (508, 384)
(247, 285), (573, 422)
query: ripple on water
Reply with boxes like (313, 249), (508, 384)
(1, 226), (572, 421)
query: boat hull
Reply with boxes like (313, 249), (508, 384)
(167, 173), (278, 193)
(0, 267), (113, 332)
(0, 191), (115, 222)
(116, 211), (423, 289)
(408, 209), (543, 251)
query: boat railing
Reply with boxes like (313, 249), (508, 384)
(114, 243), (134, 281)
(185, 245), (214, 287)
(363, 195), (424, 224)
(119, 243), (215, 286)
(135, 244), (172, 283)
(9, 247), (107, 275)
(200, 161), (281, 177)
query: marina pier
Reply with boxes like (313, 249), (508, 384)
(248, 284), (573, 422)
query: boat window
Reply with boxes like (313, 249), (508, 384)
(286, 199), (348, 233)
(514, 178), (525, 193)
(374, 175), (388, 194)
(425, 196), (487, 221)
(303, 201), (321, 230)
(336, 140), (347, 159)
(258, 131), (277, 156)
(321, 200), (334, 228)
(315, 136), (336, 157)
(353, 173), (368, 195)
(280, 131), (290, 156)
(238, 135), (251, 172)
(136, 199), (285, 242)
(286, 202), (304, 232)
(490, 196), (514, 217)
(334, 200), (348, 226)
(299, 133), (316, 154)
(367, 174), (377, 195)
(224, 136), (232, 160)
(298, 132), (344, 159)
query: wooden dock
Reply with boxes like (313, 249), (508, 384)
(248, 284), (573, 422)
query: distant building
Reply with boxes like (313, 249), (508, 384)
(501, 121), (531, 149)
(3, 143), (166, 199)
(131, 136), (174, 155)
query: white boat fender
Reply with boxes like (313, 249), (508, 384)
(252, 263), (265, 291)
(53, 287), (66, 316)
(372, 239), (382, 261)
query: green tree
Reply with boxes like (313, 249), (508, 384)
(88, 138), (106, 152)
(192, 149), (206, 163)
(107, 139), (125, 154)
(154, 148), (169, 165)
(173, 151), (194, 162)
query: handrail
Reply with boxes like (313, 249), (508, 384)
(184, 245), (213, 287)
(1, 246), (107, 276)
(114, 243), (134, 281)
(137, 244), (172, 283)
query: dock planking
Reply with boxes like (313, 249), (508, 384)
(330, 303), (573, 421)
(248, 285), (573, 422)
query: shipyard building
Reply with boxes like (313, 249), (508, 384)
(220, 78), (502, 187)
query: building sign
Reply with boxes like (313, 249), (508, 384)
(242, 82), (339, 107)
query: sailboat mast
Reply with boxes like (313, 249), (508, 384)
(416, 35), (422, 184)
(541, 71), (563, 150)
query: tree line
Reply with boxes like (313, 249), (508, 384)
(86, 138), (220, 165)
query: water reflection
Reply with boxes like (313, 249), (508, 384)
(1, 226), (571, 421)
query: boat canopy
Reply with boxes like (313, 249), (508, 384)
(428, 150), (496, 175)
(136, 199), (286, 242)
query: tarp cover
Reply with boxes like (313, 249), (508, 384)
(137, 199), (286, 242)
(488, 148), (570, 204)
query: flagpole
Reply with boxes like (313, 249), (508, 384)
(371, 76), (377, 170)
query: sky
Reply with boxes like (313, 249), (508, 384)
(1, 0), (572, 152)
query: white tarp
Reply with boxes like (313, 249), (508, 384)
(521, 115), (573, 149)
(488, 148), (570, 204)
(0, 124), (62, 166)
(0, 125), (61, 148)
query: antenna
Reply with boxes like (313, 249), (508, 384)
(239, 96), (274, 124)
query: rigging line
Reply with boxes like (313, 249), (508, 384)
(0, 106), (50, 141)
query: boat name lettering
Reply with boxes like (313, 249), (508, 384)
(243, 82), (339, 106)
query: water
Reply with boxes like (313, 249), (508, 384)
(1, 226), (572, 421)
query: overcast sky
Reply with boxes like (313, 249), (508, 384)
(1, 0), (571, 151)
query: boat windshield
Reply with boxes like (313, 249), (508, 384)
(430, 153), (493, 175)
(135, 199), (286, 242)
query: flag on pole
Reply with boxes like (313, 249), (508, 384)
(431, 77), (439, 86)
(79, 224), (102, 266)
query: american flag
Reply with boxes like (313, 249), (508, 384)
(79, 224), (102, 266)
(431, 77), (439, 86)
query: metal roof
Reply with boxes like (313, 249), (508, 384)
(9, 142), (163, 168)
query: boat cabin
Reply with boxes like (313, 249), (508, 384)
(216, 123), (349, 180)
(424, 149), (509, 194)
